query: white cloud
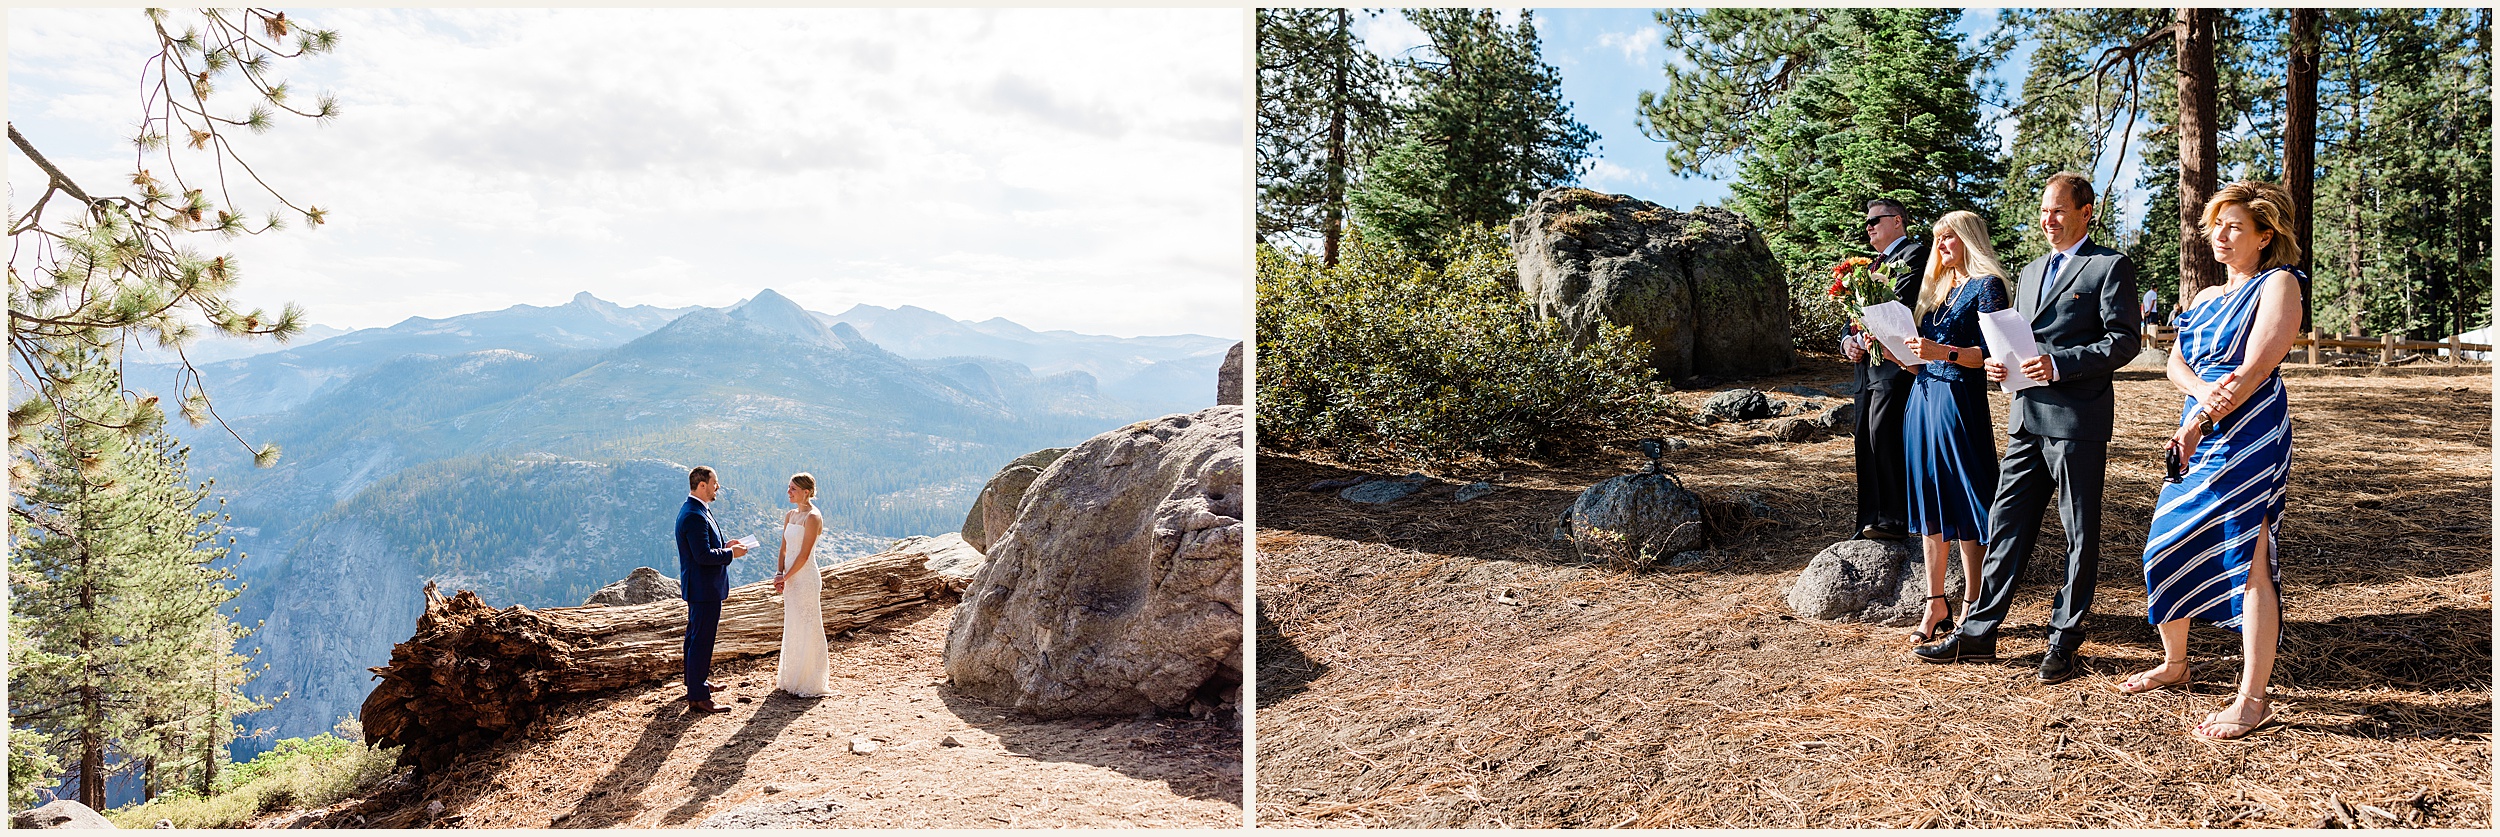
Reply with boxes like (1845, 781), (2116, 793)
(1357, 12), (1430, 60)
(8, 8), (1246, 339)
(1583, 160), (1654, 195)
(1595, 29), (1656, 66)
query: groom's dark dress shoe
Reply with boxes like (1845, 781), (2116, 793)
(2037, 648), (2082, 684)
(1911, 633), (1996, 664)
(686, 698), (731, 714)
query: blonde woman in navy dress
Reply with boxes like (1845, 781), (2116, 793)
(1877, 210), (2008, 642)
(2120, 181), (2304, 741)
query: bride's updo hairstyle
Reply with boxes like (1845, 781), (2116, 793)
(789, 472), (815, 498)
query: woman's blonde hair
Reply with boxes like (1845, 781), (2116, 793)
(1918, 210), (2009, 318)
(2200, 180), (2303, 273)
(789, 472), (815, 496)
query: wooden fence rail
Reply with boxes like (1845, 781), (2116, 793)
(2146, 326), (2490, 364)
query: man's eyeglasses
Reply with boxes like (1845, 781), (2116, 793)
(1864, 214), (1900, 229)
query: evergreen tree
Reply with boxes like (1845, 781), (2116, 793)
(1256, 8), (1396, 265)
(1349, 9), (1596, 253)
(9, 345), (262, 809)
(9, 9), (339, 485)
(1641, 8), (2000, 346)
(2309, 9), (2492, 339)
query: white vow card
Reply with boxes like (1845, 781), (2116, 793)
(731, 536), (760, 550)
(1859, 301), (1926, 368)
(1978, 308), (2044, 392)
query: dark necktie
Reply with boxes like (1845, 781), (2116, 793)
(2040, 253), (2066, 310)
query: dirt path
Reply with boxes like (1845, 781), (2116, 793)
(1256, 361), (2490, 828)
(285, 601), (1241, 828)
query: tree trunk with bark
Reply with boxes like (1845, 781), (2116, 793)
(1322, 9), (1349, 267)
(2286, 7), (2321, 330)
(360, 535), (983, 774)
(2175, 7), (2224, 302)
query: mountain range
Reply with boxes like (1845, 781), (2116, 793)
(132, 290), (1233, 756)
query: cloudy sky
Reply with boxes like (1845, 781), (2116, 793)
(9, 8), (1246, 339)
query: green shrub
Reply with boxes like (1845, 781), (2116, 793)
(1256, 226), (1665, 465)
(108, 719), (400, 829)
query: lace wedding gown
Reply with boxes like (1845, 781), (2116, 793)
(775, 518), (831, 696)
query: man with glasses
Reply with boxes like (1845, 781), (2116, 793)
(1843, 198), (1928, 541)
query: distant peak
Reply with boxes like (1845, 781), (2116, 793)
(568, 291), (620, 311)
(727, 289), (840, 346)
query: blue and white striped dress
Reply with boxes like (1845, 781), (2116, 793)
(2141, 267), (2300, 631)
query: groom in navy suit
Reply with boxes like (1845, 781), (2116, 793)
(1915, 172), (2141, 683)
(677, 466), (747, 713)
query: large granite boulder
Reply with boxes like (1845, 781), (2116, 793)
(944, 406), (1244, 718)
(14, 800), (114, 829)
(1787, 539), (1966, 626)
(584, 566), (680, 607)
(1217, 341), (1244, 406)
(1559, 470), (1706, 568)
(959, 448), (1072, 553)
(1511, 187), (1794, 381)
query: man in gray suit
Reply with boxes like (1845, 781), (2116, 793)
(1914, 172), (2141, 683)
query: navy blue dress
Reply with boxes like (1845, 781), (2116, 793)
(1903, 275), (2008, 543)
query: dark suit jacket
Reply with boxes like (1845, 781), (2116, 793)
(675, 496), (734, 602)
(1858, 236), (1930, 393)
(2008, 239), (2142, 441)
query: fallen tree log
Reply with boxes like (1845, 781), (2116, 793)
(362, 534), (983, 773)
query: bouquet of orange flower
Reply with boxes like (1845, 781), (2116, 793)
(1826, 256), (1899, 367)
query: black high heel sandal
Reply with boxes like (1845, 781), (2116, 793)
(1909, 594), (1954, 642)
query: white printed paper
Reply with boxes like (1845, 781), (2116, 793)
(1978, 308), (2044, 393)
(1859, 301), (1926, 368)
(731, 535), (761, 551)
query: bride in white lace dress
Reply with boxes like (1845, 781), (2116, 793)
(772, 472), (831, 697)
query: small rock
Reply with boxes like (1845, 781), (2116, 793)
(1662, 437), (1694, 451)
(941, 735), (963, 748)
(850, 737), (879, 755)
(1822, 402), (1861, 432)
(1304, 477), (1365, 492)
(1787, 539), (1964, 625)
(584, 566), (681, 607)
(1699, 389), (1774, 422)
(766, 785), (787, 795)
(1560, 470), (1706, 569)
(1666, 550), (1712, 567)
(425, 800), (446, 818)
(1453, 481), (1497, 502)
(735, 696), (752, 703)
(1339, 477), (1426, 504)
(1767, 417), (1821, 443)
(157, 820), (175, 829)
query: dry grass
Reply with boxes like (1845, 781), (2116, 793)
(1255, 358), (2491, 828)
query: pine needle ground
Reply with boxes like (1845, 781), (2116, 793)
(1254, 360), (2490, 828)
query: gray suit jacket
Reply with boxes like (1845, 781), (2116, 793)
(2008, 240), (2141, 441)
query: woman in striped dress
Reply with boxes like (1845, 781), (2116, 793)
(2118, 181), (2305, 742)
